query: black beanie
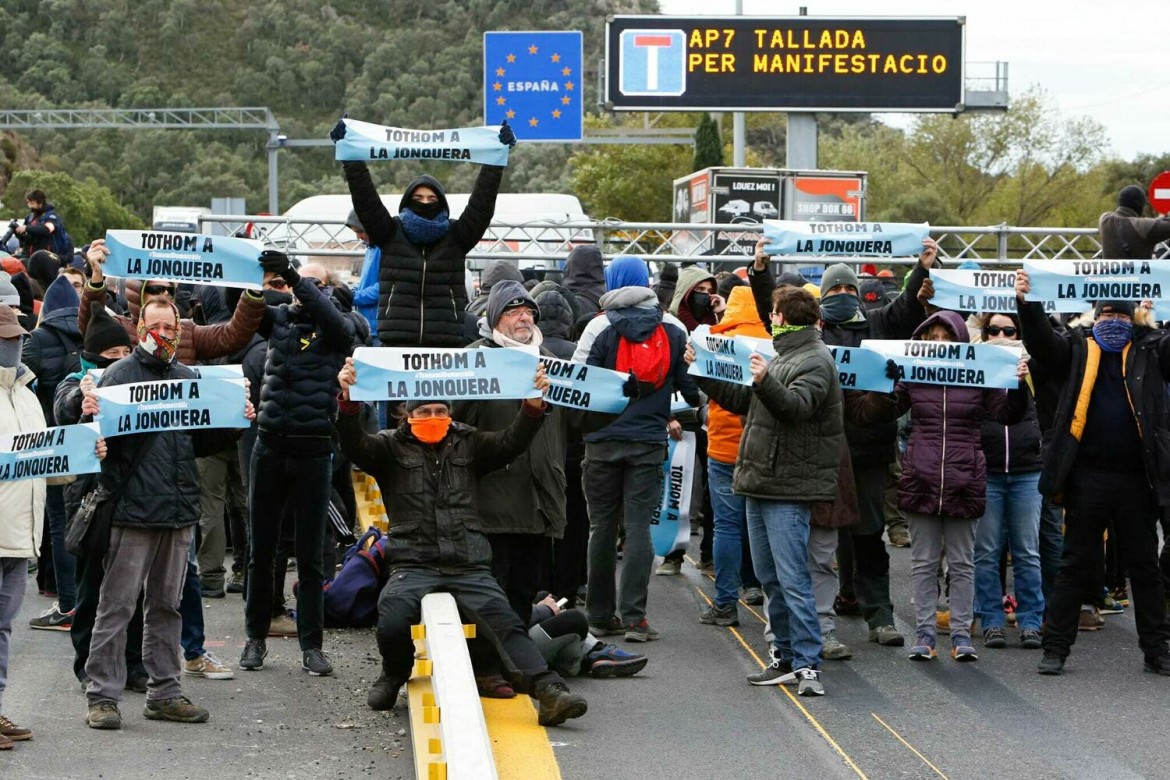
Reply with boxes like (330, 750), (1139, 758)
(84, 302), (133, 355)
(405, 399), (451, 413)
(1118, 185), (1146, 213)
(28, 250), (61, 291)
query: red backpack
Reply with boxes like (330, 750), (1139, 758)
(615, 323), (670, 392)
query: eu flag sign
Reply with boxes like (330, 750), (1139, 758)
(484, 31), (583, 143)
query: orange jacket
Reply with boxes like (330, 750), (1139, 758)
(707, 285), (771, 464)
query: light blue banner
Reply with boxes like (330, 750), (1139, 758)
(349, 346), (540, 402)
(1023, 259), (1170, 309)
(87, 364), (243, 384)
(861, 339), (1020, 390)
(929, 269), (1060, 314)
(670, 391), (696, 415)
(0, 423), (101, 481)
(335, 118), (510, 166)
(687, 325), (774, 387)
(651, 431), (695, 557)
(827, 346), (896, 393)
(763, 219), (929, 257)
(540, 357), (629, 414)
(94, 377), (249, 438)
(104, 230), (264, 290)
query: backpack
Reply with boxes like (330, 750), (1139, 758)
(47, 210), (74, 262)
(615, 323), (670, 393)
(321, 527), (390, 628)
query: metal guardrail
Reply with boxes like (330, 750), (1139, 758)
(200, 214), (1104, 268)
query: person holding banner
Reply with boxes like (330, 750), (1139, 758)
(851, 310), (1029, 664)
(1015, 270), (1170, 677)
(78, 299), (252, 730)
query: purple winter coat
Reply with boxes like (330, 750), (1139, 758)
(850, 310), (1027, 519)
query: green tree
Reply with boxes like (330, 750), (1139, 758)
(5, 170), (145, 243)
(692, 113), (723, 171)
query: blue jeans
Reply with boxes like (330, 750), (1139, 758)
(709, 458), (747, 608)
(180, 549), (205, 662)
(746, 497), (821, 670)
(974, 472), (1045, 631)
(46, 484), (76, 612)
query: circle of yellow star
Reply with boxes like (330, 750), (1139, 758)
(495, 67), (505, 77)
(492, 81), (502, 91)
(561, 95), (571, 105)
(552, 109), (562, 119)
(562, 67), (572, 77)
(528, 45), (538, 55)
(564, 81), (575, 91)
(496, 96), (506, 105)
(528, 117), (539, 127)
(551, 53), (561, 63)
(506, 53), (516, 63)
(505, 109), (515, 120)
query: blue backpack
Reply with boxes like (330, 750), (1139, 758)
(321, 527), (390, 628)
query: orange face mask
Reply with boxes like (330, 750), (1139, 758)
(408, 416), (451, 444)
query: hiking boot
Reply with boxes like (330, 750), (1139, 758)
(1110, 587), (1131, 607)
(1143, 651), (1170, 676)
(748, 658), (794, 686)
(983, 627), (1007, 649)
(184, 652), (235, 680)
(868, 624), (905, 647)
(624, 619), (660, 643)
(302, 649), (334, 677)
(1100, 594), (1126, 615)
(908, 633), (937, 661)
(225, 571), (245, 594)
(833, 594), (860, 616)
(143, 696), (209, 723)
(655, 559), (682, 576)
(795, 667), (825, 696)
(822, 630), (853, 660)
(86, 701), (122, 730)
(699, 602), (739, 626)
(587, 616), (625, 637)
(368, 673), (404, 711)
(125, 674), (149, 693)
(742, 587), (764, 606)
(0, 733), (10, 750)
(951, 634), (978, 662)
(535, 682), (587, 727)
(29, 602), (73, 631)
(936, 610), (951, 631)
(888, 530), (911, 548)
(476, 675), (516, 698)
(583, 643), (647, 678)
(267, 613), (298, 637)
(1037, 651), (1065, 675)
(0, 715), (31, 741)
(1020, 628), (1043, 650)
(239, 639), (267, 670)
(1078, 606), (1104, 631)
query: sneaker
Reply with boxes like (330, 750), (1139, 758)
(535, 682), (587, 727)
(143, 696), (209, 723)
(888, 530), (911, 548)
(698, 559), (714, 573)
(0, 733), (10, 750)
(239, 639), (267, 670)
(267, 613), (298, 637)
(184, 652), (235, 680)
(86, 701), (122, 730)
(868, 624), (905, 647)
(1020, 628), (1043, 650)
(1078, 606), (1104, 631)
(983, 627), (1007, 649)
(748, 658), (794, 686)
(302, 649), (334, 676)
(822, 630), (853, 661)
(124, 674), (149, 693)
(1100, 595), (1126, 615)
(367, 672), (404, 710)
(908, 633), (937, 661)
(476, 674), (516, 698)
(795, 667), (825, 697)
(623, 619), (660, 642)
(1037, 651), (1065, 675)
(1110, 587), (1131, 607)
(833, 594), (860, 616)
(1143, 651), (1170, 676)
(225, 571), (245, 594)
(29, 602), (74, 631)
(742, 587), (764, 606)
(699, 602), (739, 627)
(587, 616), (625, 637)
(0, 715), (31, 741)
(655, 559), (682, 576)
(583, 643), (648, 678)
(951, 634), (978, 662)
(936, 610), (951, 631)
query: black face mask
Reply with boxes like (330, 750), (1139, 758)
(262, 289), (293, 307)
(408, 199), (445, 220)
(689, 291), (712, 320)
(83, 350), (119, 369)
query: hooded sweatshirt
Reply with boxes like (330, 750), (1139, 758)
(563, 245), (606, 317)
(707, 286), (770, 464)
(468, 259), (524, 317)
(668, 266), (717, 333)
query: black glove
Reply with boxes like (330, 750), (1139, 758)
(259, 249), (290, 275)
(885, 359), (901, 380)
(622, 372), (640, 399)
(498, 119), (517, 148)
(329, 114), (348, 143)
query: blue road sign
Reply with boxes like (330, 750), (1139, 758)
(618, 28), (686, 96)
(484, 31), (583, 143)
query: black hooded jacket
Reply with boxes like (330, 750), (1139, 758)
(342, 162), (503, 347)
(533, 288), (576, 359)
(563, 245), (606, 320)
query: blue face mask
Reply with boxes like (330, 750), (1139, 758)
(1092, 318), (1133, 352)
(400, 208), (450, 244)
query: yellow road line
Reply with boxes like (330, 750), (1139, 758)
(694, 587), (869, 779)
(482, 698), (562, 780)
(684, 554), (768, 624)
(870, 713), (950, 780)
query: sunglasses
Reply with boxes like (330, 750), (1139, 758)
(266, 278), (289, 290)
(144, 284), (175, 297)
(985, 325), (1018, 337)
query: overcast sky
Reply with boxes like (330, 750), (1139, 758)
(655, 0), (1169, 161)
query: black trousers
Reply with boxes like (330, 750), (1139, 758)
(1043, 468), (1170, 659)
(376, 568), (561, 695)
(837, 463), (895, 628)
(551, 451), (590, 603)
(488, 532), (550, 626)
(71, 548), (145, 684)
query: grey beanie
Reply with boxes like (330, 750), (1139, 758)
(486, 279), (540, 329)
(820, 263), (860, 295)
(0, 272), (18, 307)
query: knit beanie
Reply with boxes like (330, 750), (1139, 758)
(28, 250), (61, 291)
(1118, 185), (1146, 213)
(486, 279), (540, 329)
(0, 272), (17, 307)
(41, 274), (79, 315)
(84, 302), (133, 355)
(775, 272), (807, 289)
(820, 263), (860, 295)
(405, 399), (451, 413)
(1094, 300), (1136, 319)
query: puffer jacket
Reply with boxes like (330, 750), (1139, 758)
(533, 288), (577, 359)
(336, 400), (545, 572)
(343, 162), (503, 347)
(80, 279), (265, 366)
(563, 245), (606, 320)
(980, 389), (1042, 474)
(851, 311), (1027, 519)
(0, 365), (46, 557)
(22, 306), (82, 423)
(699, 326), (843, 502)
(258, 277), (363, 440)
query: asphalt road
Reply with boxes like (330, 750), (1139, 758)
(7, 539), (1170, 780)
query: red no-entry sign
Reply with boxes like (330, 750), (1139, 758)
(1148, 171), (1170, 215)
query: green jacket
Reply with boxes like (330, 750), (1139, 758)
(698, 327), (843, 501)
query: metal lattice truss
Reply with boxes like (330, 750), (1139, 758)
(199, 215), (1105, 269)
(0, 107), (277, 131)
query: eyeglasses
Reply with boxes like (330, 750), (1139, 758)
(984, 325), (1018, 337)
(144, 284), (175, 297)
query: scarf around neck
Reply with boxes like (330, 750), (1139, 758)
(400, 208), (450, 244)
